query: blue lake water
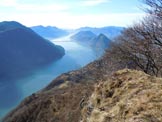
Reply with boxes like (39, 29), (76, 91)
(0, 35), (97, 119)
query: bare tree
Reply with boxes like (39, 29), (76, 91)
(104, 17), (162, 76)
(100, 0), (162, 76)
(144, 0), (162, 18)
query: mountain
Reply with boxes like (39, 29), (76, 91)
(31, 25), (69, 39)
(0, 21), (25, 32)
(91, 33), (111, 49)
(71, 31), (97, 43)
(0, 21), (65, 80)
(77, 26), (124, 39)
(3, 68), (162, 122)
(90, 34), (111, 56)
(31, 26), (123, 40)
(71, 32), (110, 56)
(2, 30), (162, 121)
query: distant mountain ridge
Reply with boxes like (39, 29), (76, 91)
(30, 25), (123, 57)
(31, 25), (123, 40)
(31, 25), (69, 39)
(71, 31), (97, 43)
(91, 33), (110, 48)
(0, 21), (26, 32)
(0, 21), (65, 80)
(77, 26), (124, 39)
(71, 31), (111, 56)
(90, 33), (111, 56)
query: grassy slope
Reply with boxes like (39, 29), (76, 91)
(81, 69), (162, 122)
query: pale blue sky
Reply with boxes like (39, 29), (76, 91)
(0, 0), (145, 28)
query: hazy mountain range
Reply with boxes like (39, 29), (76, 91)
(31, 25), (124, 39)
(31, 25), (123, 56)
(0, 21), (123, 120)
(77, 26), (124, 39)
(71, 31), (96, 43)
(0, 21), (65, 80)
(31, 26), (69, 39)
(31, 25), (121, 57)
(71, 31), (111, 56)
(90, 34), (111, 55)
(0, 21), (123, 80)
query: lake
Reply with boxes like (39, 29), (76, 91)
(0, 35), (97, 119)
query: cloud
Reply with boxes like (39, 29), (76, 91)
(82, 0), (110, 6)
(0, 0), (69, 12)
(15, 4), (69, 12)
(1, 12), (145, 29)
(0, 0), (145, 29)
(0, 0), (18, 6)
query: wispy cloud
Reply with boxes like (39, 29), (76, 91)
(82, 0), (110, 6)
(0, 0), (69, 12)
(15, 4), (69, 12)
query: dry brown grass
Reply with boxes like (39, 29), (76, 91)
(81, 69), (162, 122)
(4, 83), (94, 122)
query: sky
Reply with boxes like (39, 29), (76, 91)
(0, 0), (146, 29)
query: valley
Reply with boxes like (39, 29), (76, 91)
(1, 0), (162, 122)
(0, 0), (159, 122)
(0, 21), (122, 120)
(0, 34), (97, 119)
